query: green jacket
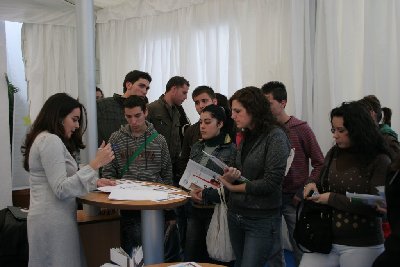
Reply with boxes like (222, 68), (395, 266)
(147, 95), (181, 167)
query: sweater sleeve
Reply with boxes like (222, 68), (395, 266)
(101, 132), (120, 179)
(301, 124), (324, 181)
(327, 154), (391, 217)
(39, 134), (97, 199)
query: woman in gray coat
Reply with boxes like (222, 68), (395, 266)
(22, 93), (115, 267)
(219, 87), (291, 267)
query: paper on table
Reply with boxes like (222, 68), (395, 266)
(108, 189), (169, 201)
(167, 262), (201, 267)
(202, 150), (250, 183)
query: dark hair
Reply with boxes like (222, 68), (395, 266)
(123, 70), (152, 93)
(215, 93), (230, 112)
(123, 95), (147, 111)
(21, 93), (87, 171)
(359, 95), (382, 123)
(202, 104), (226, 123)
(382, 107), (392, 126)
(229, 86), (281, 134)
(260, 81), (287, 102)
(192, 85), (215, 99)
(165, 76), (190, 92)
(96, 87), (103, 96)
(330, 101), (390, 162)
(215, 93), (236, 141)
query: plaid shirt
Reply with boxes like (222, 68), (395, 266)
(97, 94), (126, 146)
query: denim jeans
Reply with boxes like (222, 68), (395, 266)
(184, 207), (214, 262)
(228, 210), (281, 267)
(268, 193), (303, 267)
(300, 243), (384, 267)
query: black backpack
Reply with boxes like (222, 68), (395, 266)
(0, 207), (29, 267)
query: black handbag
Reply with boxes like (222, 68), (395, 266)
(293, 200), (332, 254)
(293, 147), (336, 254)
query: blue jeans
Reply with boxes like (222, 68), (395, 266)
(184, 206), (214, 262)
(228, 210), (281, 267)
(268, 193), (303, 267)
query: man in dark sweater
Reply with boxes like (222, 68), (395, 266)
(262, 81), (324, 267)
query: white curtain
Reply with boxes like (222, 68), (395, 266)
(313, 0), (400, 153)
(22, 23), (78, 120)
(0, 21), (12, 208)
(18, 0), (400, 158)
(97, 0), (312, 122)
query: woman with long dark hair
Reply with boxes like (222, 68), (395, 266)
(218, 86), (291, 266)
(302, 101), (391, 267)
(184, 104), (236, 263)
(22, 93), (115, 267)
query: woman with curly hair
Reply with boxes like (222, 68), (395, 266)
(302, 101), (391, 267)
(218, 86), (291, 266)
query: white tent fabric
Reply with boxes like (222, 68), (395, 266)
(22, 23), (78, 120)
(313, 0), (400, 152)
(0, 22), (12, 209)
(1, 0), (400, 194)
(0, 0), (76, 26)
(97, 0), (312, 122)
(96, 0), (204, 23)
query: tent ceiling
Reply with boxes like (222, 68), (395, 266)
(0, 0), (204, 25)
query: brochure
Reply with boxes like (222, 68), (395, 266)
(202, 150), (250, 183)
(179, 159), (222, 190)
(345, 191), (385, 206)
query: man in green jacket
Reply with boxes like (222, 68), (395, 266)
(147, 76), (190, 184)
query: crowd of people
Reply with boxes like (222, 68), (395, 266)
(22, 69), (400, 267)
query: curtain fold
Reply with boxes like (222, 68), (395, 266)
(314, 0), (400, 152)
(19, 0), (400, 158)
(22, 23), (78, 120)
(97, 0), (311, 122)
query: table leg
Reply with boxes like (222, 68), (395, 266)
(141, 209), (164, 265)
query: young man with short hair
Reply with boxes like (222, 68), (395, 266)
(262, 81), (324, 267)
(97, 70), (152, 146)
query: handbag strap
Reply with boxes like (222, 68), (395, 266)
(217, 187), (227, 205)
(320, 146), (336, 193)
(295, 146), (336, 253)
(120, 132), (159, 178)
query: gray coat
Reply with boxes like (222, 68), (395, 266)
(28, 132), (98, 267)
(228, 127), (290, 216)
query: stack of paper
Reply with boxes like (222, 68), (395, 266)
(97, 180), (189, 202)
(108, 189), (168, 201)
(168, 263), (202, 267)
